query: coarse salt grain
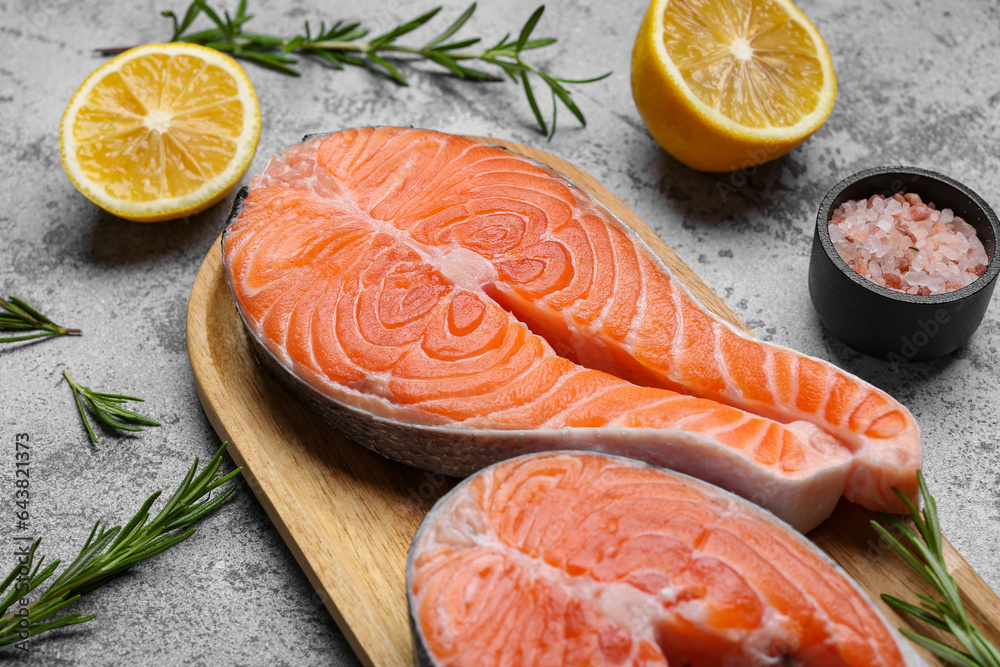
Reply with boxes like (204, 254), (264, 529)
(828, 193), (989, 295)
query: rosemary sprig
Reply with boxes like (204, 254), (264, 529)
(63, 371), (161, 444)
(872, 471), (1000, 667)
(0, 296), (80, 343)
(0, 442), (241, 646)
(103, 0), (610, 138)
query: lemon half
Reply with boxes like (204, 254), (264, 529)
(632, 0), (837, 172)
(60, 43), (261, 222)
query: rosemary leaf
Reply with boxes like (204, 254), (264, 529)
(164, 0), (201, 40)
(205, 39), (234, 52)
(242, 32), (287, 48)
(175, 26), (226, 43)
(238, 50), (301, 76)
(423, 50), (467, 78)
(368, 6), (441, 50)
(882, 594), (950, 631)
(520, 37), (558, 50)
(549, 88), (559, 139)
(63, 371), (161, 444)
(522, 72), (547, 137)
(433, 37), (482, 52)
(488, 31), (512, 52)
(282, 34), (306, 54)
(514, 5), (544, 54)
(423, 3), (476, 49)
(872, 471), (1000, 667)
(0, 443), (241, 646)
(197, 0), (226, 30)
(899, 630), (984, 667)
(313, 49), (346, 70)
(873, 519), (931, 581)
(366, 51), (408, 85)
(542, 72), (587, 126)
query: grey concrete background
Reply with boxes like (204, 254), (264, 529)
(1, 0), (997, 664)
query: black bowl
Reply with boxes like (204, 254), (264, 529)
(809, 166), (999, 361)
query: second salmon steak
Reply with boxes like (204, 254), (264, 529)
(222, 127), (921, 532)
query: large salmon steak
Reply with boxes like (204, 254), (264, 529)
(407, 451), (927, 667)
(222, 127), (921, 532)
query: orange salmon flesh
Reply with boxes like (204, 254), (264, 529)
(222, 127), (921, 532)
(407, 452), (923, 667)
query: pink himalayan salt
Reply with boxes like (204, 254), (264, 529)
(829, 192), (989, 295)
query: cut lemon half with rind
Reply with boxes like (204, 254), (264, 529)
(632, 0), (836, 173)
(60, 43), (261, 222)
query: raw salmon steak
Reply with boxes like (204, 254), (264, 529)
(408, 451), (927, 667)
(222, 127), (921, 531)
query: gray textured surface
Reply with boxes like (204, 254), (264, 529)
(1, 0), (997, 664)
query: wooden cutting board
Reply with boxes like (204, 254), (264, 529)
(186, 136), (1000, 667)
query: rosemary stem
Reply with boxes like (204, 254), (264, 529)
(104, 39), (515, 63)
(303, 39), (365, 51)
(305, 41), (519, 64)
(97, 1), (607, 137)
(1, 296), (80, 343)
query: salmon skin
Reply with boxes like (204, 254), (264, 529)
(408, 451), (927, 667)
(222, 127), (921, 532)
